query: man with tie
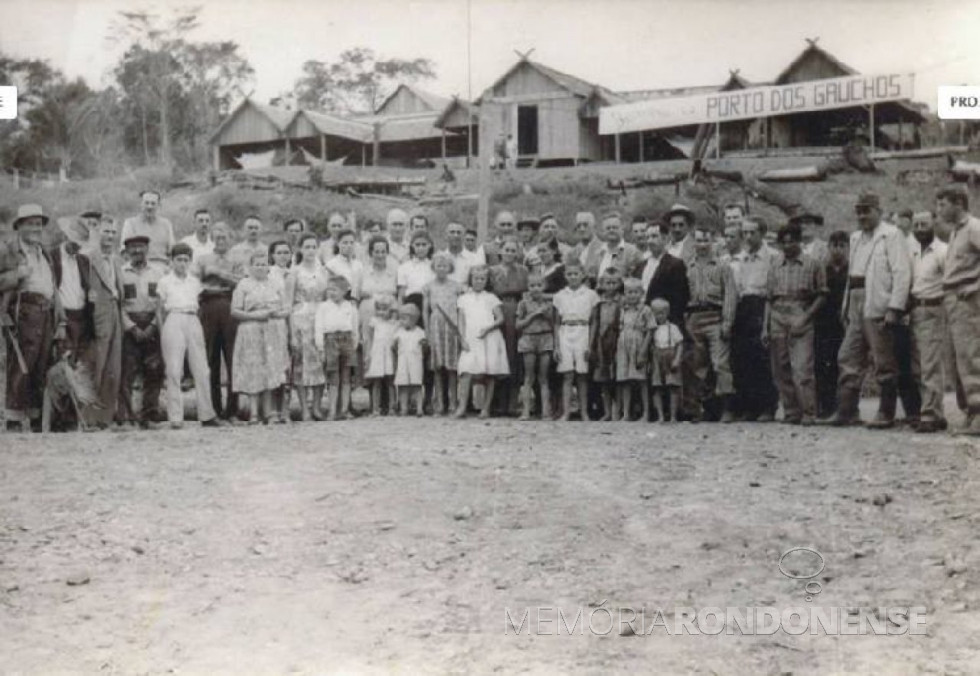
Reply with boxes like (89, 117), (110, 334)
(84, 219), (126, 428)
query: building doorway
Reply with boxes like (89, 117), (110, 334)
(517, 105), (539, 155)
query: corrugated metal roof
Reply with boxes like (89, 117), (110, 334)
(209, 98), (297, 143)
(291, 110), (373, 142)
(434, 97), (477, 129)
(370, 113), (446, 142)
(375, 84), (452, 115)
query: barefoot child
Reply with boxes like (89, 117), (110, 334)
(423, 253), (462, 415)
(649, 297), (683, 423)
(590, 267), (622, 421)
(230, 251), (287, 424)
(315, 276), (359, 420)
(616, 278), (653, 421)
(364, 294), (398, 415)
(392, 303), (428, 416)
(515, 274), (556, 420)
(552, 262), (599, 420)
(454, 266), (509, 419)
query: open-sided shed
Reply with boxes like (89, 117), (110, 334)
(210, 98), (298, 170)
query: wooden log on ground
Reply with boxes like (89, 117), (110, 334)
(743, 178), (799, 215)
(757, 166), (827, 182)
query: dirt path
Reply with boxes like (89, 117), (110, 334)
(2, 410), (979, 674)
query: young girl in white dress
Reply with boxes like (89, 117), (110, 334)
(363, 294), (398, 415)
(392, 303), (428, 417)
(454, 265), (509, 419)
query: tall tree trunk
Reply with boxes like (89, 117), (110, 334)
(159, 84), (172, 166)
(140, 104), (150, 165)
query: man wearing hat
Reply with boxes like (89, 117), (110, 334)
(0, 204), (64, 430)
(119, 234), (166, 428)
(121, 190), (175, 264)
(665, 204), (697, 265)
(938, 185), (980, 435)
(538, 213), (572, 261)
(51, 217), (94, 360)
(826, 191), (911, 429)
(516, 215), (540, 265)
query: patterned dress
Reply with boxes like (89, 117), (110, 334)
(423, 278), (462, 370)
(232, 277), (288, 394)
(616, 304), (652, 381)
(268, 267), (291, 381)
(289, 264), (327, 386)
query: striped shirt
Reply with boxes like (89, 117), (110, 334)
(767, 255), (827, 301)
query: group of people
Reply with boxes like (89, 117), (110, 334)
(2, 184), (980, 435)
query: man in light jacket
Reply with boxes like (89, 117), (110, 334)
(826, 191), (911, 428)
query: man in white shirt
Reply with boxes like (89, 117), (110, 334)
(665, 203), (696, 264)
(121, 190), (175, 264)
(179, 209), (215, 260)
(385, 209), (410, 263)
(582, 212), (643, 283)
(908, 211), (948, 433)
(52, 217), (92, 359)
(441, 221), (483, 285)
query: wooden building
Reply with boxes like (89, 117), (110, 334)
(742, 40), (925, 150)
(210, 98), (298, 170)
(357, 85), (464, 167)
(285, 110), (372, 166)
(434, 96), (479, 166)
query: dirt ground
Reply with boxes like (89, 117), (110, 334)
(2, 397), (979, 675)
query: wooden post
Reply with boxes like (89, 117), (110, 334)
(715, 122), (721, 159)
(320, 134), (326, 161)
(640, 131), (646, 163)
(467, 114), (473, 168)
(441, 128), (447, 161)
(361, 143), (366, 167)
(869, 104), (876, 151)
(372, 123), (381, 166)
(477, 101), (492, 244)
(284, 137), (291, 166)
(212, 145), (220, 171)
(614, 133), (621, 164)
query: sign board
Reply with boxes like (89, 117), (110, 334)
(599, 73), (915, 135)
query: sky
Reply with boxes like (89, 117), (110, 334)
(0, 0), (978, 110)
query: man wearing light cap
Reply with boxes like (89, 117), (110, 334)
(938, 184), (980, 435)
(826, 191), (911, 429)
(119, 234), (166, 427)
(1, 205), (64, 431)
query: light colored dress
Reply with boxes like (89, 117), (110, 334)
(268, 267), (291, 380)
(457, 291), (510, 376)
(616, 304), (652, 381)
(365, 316), (398, 379)
(289, 264), (327, 386)
(393, 326), (427, 386)
(423, 278), (462, 370)
(358, 263), (398, 335)
(232, 277), (287, 394)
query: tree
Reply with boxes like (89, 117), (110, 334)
(293, 47), (436, 115)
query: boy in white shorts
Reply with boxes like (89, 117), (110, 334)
(553, 262), (599, 420)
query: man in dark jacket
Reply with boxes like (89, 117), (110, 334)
(643, 221), (689, 325)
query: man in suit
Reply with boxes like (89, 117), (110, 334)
(643, 221), (689, 326)
(84, 218), (126, 428)
(1, 204), (65, 431)
(51, 217), (93, 360)
(826, 192), (911, 428)
(665, 203), (697, 265)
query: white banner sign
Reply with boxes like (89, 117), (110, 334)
(599, 73), (916, 135)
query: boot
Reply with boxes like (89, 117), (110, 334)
(822, 388), (861, 426)
(866, 383), (897, 429)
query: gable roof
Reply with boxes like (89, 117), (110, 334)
(289, 109), (373, 142)
(774, 40), (857, 84)
(434, 96), (477, 129)
(209, 98), (297, 143)
(374, 84), (451, 116)
(476, 58), (625, 105)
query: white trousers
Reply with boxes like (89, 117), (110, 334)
(162, 313), (216, 423)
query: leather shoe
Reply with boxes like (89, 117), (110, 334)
(865, 412), (895, 429)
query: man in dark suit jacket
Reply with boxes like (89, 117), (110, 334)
(642, 222), (689, 326)
(50, 217), (93, 359)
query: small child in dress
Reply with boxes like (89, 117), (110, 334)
(552, 262), (599, 421)
(590, 267), (623, 421)
(423, 252), (462, 415)
(454, 265), (510, 419)
(363, 294), (398, 416)
(315, 276), (359, 420)
(649, 297), (684, 423)
(515, 274), (556, 420)
(392, 303), (428, 416)
(616, 277), (653, 422)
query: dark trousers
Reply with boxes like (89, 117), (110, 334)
(732, 296), (778, 418)
(199, 294), (238, 419)
(893, 323), (921, 420)
(814, 325), (843, 419)
(5, 297), (54, 418)
(120, 326), (164, 422)
(62, 308), (88, 359)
